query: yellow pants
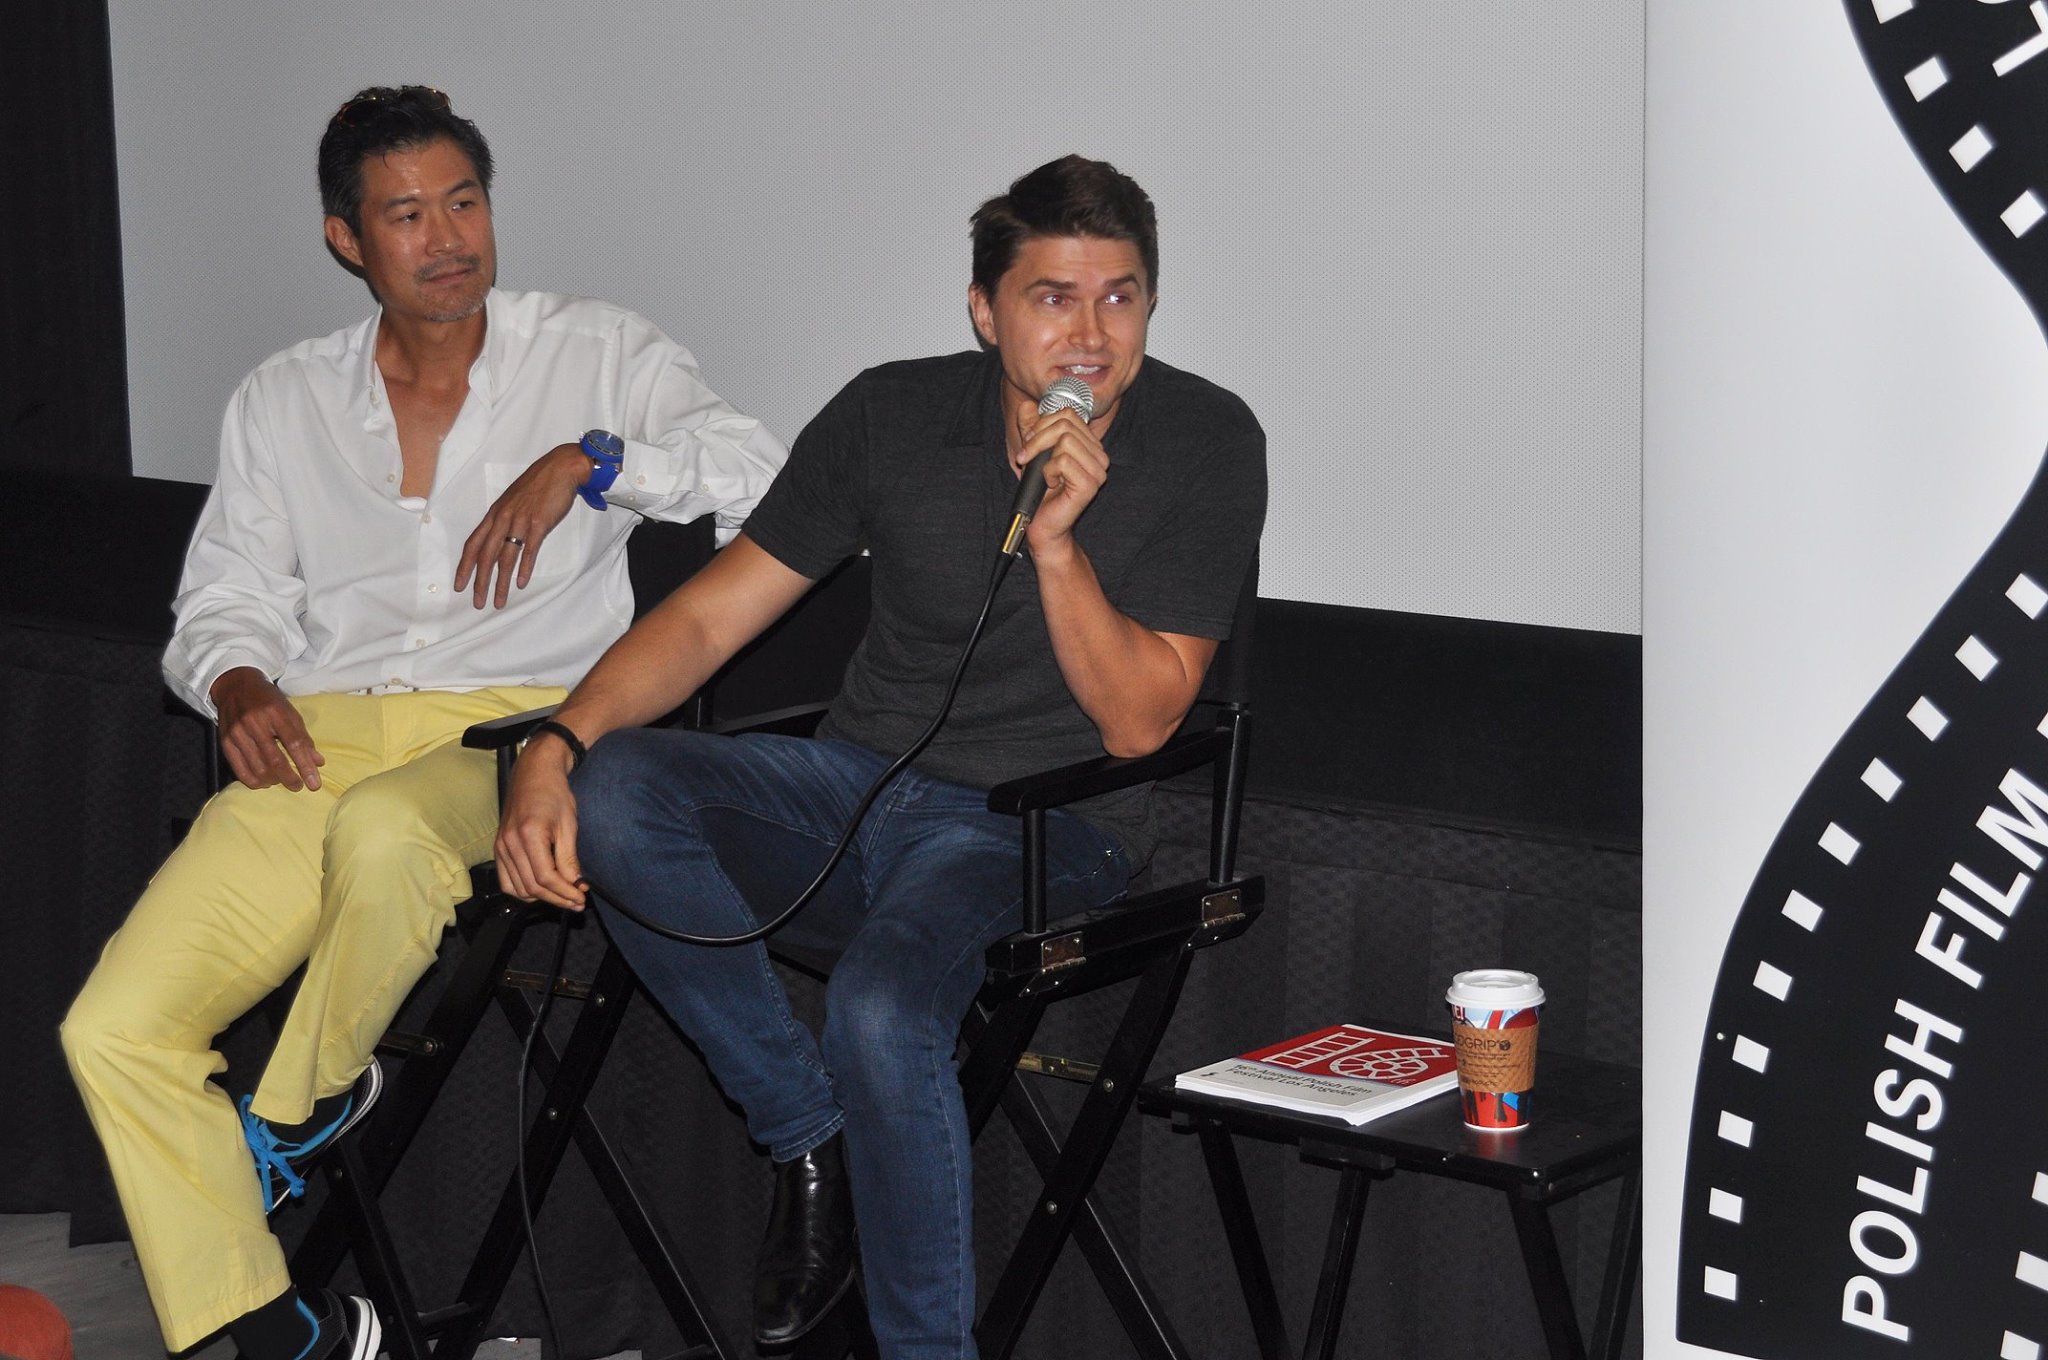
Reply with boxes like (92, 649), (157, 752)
(59, 686), (563, 1351)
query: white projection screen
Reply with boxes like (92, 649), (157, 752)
(107, 1), (1641, 631)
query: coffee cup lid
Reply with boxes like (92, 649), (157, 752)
(1446, 969), (1545, 1010)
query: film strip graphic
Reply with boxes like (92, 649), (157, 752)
(1678, 4), (2048, 1357)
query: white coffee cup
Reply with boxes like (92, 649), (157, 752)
(1445, 969), (1546, 1130)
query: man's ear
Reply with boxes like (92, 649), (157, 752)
(323, 215), (363, 270)
(968, 284), (997, 348)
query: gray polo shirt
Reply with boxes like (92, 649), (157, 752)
(744, 348), (1266, 865)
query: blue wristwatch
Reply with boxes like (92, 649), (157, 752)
(576, 430), (624, 510)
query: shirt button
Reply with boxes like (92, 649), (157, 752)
(389, 676), (403, 686)
(427, 583), (440, 594)
(386, 473), (396, 484)
(421, 512), (433, 525)
(413, 639), (427, 649)
(635, 475), (647, 486)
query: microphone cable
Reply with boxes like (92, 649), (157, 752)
(504, 375), (1091, 1347)
(584, 375), (1095, 949)
(591, 545), (1021, 947)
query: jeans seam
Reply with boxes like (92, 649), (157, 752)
(928, 1032), (973, 1337)
(701, 803), (839, 1088)
(689, 844), (836, 1090)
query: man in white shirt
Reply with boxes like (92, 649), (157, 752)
(59, 85), (785, 1360)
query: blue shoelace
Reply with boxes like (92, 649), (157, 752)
(239, 1093), (352, 1206)
(288, 1296), (324, 1360)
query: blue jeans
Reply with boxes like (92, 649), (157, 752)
(573, 730), (1129, 1360)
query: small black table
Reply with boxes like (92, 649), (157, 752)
(1137, 1044), (1640, 1360)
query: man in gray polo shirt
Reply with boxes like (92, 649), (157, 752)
(495, 155), (1265, 1360)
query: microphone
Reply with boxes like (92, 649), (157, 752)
(1000, 376), (1097, 557)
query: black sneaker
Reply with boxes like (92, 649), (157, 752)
(304, 1291), (380, 1360)
(239, 1060), (385, 1211)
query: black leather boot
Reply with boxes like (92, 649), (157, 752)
(753, 1133), (857, 1348)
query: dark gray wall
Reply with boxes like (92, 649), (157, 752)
(0, 3), (130, 478)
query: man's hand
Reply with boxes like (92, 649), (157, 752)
(210, 666), (325, 791)
(1001, 393), (1219, 757)
(1009, 396), (1110, 561)
(455, 444), (591, 609)
(495, 732), (588, 910)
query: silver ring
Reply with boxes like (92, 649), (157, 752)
(505, 535), (525, 546)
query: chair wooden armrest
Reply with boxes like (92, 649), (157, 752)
(985, 723), (1235, 815)
(460, 704), (565, 750)
(703, 702), (831, 739)
(464, 690), (827, 757)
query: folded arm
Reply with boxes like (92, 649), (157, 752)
(1036, 539), (1218, 757)
(573, 310), (788, 538)
(1012, 399), (1218, 756)
(457, 309), (789, 607)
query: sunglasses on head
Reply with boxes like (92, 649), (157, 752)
(330, 86), (450, 127)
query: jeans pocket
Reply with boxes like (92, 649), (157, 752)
(885, 766), (975, 815)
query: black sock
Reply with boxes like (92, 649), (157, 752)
(265, 1086), (354, 1143)
(227, 1286), (325, 1360)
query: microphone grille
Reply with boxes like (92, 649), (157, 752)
(1037, 375), (1096, 421)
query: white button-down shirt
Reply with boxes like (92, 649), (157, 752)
(164, 289), (786, 715)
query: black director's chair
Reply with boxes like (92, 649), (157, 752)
(277, 518), (760, 1360)
(288, 539), (1261, 1360)
(752, 558), (1266, 1360)
(284, 892), (724, 1358)
(278, 527), (872, 1360)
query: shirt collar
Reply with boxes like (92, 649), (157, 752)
(357, 288), (503, 413)
(473, 288), (506, 402)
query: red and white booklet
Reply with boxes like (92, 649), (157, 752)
(1174, 1023), (1459, 1125)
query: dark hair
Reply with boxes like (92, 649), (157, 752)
(970, 155), (1159, 298)
(317, 86), (494, 233)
